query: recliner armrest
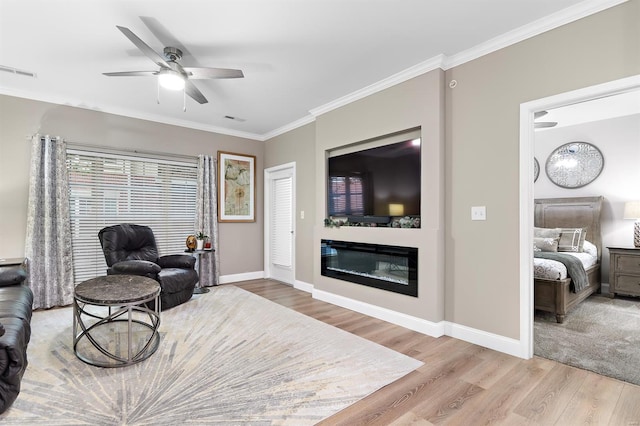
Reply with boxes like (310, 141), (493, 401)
(110, 260), (161, 275)
(158, 255), (196, 269)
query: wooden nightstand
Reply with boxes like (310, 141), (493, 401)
(608, 247), (640, 298)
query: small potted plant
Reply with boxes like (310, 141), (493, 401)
(195, 231), (208, 250)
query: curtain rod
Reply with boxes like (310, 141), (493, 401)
(27, 134), (198, 162)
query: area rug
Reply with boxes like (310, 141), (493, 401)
(535, 294), (640, 385)
(0, 285), (422, 425)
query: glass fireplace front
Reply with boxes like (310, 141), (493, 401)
(321, 239), (418, 297)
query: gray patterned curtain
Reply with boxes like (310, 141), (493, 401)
(195, 155), (220, 287)
(25, 135), (74, 309)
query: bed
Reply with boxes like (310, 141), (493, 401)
(533, 196), (604, 323)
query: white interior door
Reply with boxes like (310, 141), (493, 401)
(264, 163), (295, 284)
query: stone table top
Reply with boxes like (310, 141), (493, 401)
(75, 275), (160, 305)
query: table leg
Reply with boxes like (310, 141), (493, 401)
(193, 251), (210, 294)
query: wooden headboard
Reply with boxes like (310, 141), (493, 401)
(534, 196), (604, 259)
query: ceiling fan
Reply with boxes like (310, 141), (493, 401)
(103, 26), (244, 105)
(534, 110), (558, 129)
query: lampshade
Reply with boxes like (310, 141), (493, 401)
(624, 201), (640, 220)
(389, 203), (405, 216)
(624, 201), (640, 248)
(158, 70), (185, 91)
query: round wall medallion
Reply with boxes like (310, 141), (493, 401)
(534, 157), (540, 182)
(545, 142), (604, 189)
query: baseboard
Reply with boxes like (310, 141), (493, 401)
(237, 278), (526, 358)
(312, 289), (445, 338)
(294, 280), (314, 293)
(444, 321), (525, 358)
(219, 271), (264, 284)
(312, 288), (526, 358)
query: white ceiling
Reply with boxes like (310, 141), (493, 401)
(0, 0), (627, 140)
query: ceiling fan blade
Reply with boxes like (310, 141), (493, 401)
(103, 71), (157, 77)
(139, 16), (185, 55)
(116, 25), (170, 69)
(184, 80), (208, 104)
(534, 121), (558, 128)
(183, 67), (244, 79)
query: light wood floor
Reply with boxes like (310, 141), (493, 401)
(234, 279), (640, 425)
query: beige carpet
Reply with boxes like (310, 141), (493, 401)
(535, 294), (640, 386)
(0, 285), (422, 425)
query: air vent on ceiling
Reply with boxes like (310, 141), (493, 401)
(0, 65), (37, 78)
(224, 115), (246, 122)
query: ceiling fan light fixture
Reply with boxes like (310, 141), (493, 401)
(158, 69), (185, 91)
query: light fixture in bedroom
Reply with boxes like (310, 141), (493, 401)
(623, 201), (640, 247)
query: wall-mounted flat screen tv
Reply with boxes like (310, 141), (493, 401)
(327, 138), (421, 220)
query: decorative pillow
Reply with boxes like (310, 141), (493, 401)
(534, 227), (561, 239)
(558, 228), (587, 252)
(582, 240), (597, 257)
(533, 237), (559, 252)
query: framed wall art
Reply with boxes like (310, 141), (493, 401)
(545, 141), (604, 189)
(217, 151), (256, 222)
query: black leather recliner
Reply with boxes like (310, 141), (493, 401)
(98, 224), (198, 311)
(0, 260), (33, 414)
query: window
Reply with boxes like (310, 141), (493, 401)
(66, 150), (198, 284)
(327, 175), (364, 216)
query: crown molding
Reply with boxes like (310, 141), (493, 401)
(2, 0), (627, 143)
(443, 0), (629, 69)
(0, 87), (264, 141)
(309, 54), (447, 118)
(262, 114), (316, 141)
(266, 0), (627, 141)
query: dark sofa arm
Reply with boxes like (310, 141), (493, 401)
(158, 255), (196, 269)
(0, 268), (27, 288)
(109, 260), (161, 276)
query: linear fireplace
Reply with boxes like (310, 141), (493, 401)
(321, 240), (418, 296)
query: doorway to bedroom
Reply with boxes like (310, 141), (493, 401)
(522, 77), (640, 384)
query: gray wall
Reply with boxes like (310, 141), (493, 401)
(0, 95), (265, 277)
(264, 123), (316, 285)
(444, 1), (639, 338)
(264, 0), (640, 340)
(1, 1), (638, 343)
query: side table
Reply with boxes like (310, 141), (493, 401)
(608, 246), (640, 298)
(186, 249), (215, 294)
(73, 275), (161, 368)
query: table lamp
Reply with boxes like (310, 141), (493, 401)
(623, 201), (640, 247)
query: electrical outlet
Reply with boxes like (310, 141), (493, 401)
(300, 210), (305, 219)
(471, 206), (486, 221)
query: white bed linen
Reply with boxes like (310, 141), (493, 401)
(533, 240), (598, 280)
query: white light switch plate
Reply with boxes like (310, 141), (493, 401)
(471, 206), (486, 221)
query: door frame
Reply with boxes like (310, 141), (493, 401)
(519, 74), (640, 358)
(264, 162), (296, 285)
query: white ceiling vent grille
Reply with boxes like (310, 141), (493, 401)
(0, 65), (37, 78)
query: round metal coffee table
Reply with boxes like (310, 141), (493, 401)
(73, 275), (161, 368)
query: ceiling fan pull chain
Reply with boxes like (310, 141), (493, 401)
(157, 79), (160, 105)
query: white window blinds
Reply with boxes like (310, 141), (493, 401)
(66, 149), (198, 285)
